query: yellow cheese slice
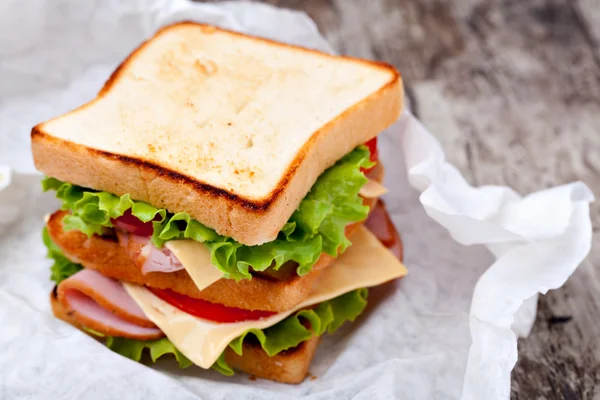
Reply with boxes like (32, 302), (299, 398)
(164, 240), (223, 291)
(359, 178), (388, 198)
(124, 226), (407, 369)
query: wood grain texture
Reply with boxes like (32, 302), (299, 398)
(208, 0), (600, 397)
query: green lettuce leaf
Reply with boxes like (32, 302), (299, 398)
(43, 147), (373, 280)
(102, 288), (368, 375)
(42, 227), (82, 284)
(227, 288), (368, 357)
(106, 337), (193, 368)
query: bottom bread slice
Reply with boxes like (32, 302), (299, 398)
(50, 288), (319, 383)
(223, 336), (320, 384)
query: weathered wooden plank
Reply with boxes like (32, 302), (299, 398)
(210, 0), (600, 397)
(573, 0), (600, 64)
(512, 260), (600, 399)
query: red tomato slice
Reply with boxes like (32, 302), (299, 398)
(112, 210), (155, 237)
(148, 287), (277, 323)
(361, 137), (379, 174)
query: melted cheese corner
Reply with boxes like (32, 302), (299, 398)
(124, 226), (407, 369)
(359, 179), (388, 198)
(165, 240), (223, 291)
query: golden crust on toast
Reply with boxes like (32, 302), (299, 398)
(32, 22), (403, 246)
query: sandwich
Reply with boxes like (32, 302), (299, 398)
(31, 22), (407, 383)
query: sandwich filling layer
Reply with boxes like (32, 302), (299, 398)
(43, 145), (376, 282)
(40, 141), (405, 376)
(44, 198), (397, 315)
(48, 226), (406, 374)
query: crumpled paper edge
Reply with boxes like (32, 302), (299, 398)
(399, 112), (594, 399)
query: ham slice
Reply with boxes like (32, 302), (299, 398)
(57, 269), (163, 339)
(117, 231), (184, 274)
(365, 200), (403, 261)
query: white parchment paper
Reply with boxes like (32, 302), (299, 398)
(0, 1), (594, 399)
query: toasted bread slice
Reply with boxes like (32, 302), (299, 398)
(50, 289), (319, 383)
(223, 336), (320, 384)
(32, 22), (403, 246)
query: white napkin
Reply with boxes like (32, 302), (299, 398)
(399, 113), (593, 398)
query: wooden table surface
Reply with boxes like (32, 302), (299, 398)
(239, 0), (600, 398)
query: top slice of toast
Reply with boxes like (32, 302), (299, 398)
(32, 22), (403, 245)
